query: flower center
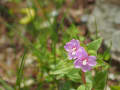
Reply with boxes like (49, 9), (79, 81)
(72, 47), (76, 51)
(83, 59), (87, 65)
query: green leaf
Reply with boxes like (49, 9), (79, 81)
(103, 45), (111, 61)
(85, 72), (93, 84)
(87, 38), (102, 51)
(94, 59), (105, 68)
(67, 69), (81, 82)
(77, 85), (85, 90)
(93, 69), (108, 90)
(50, 60), (74, 75)
(110, 85), (120, 90)
(77, 83), (92, 90)
(87, 50), (97, 56)
(11, 0), (22, 3)
(50, 60), (81, 82)
(66, 24), (79, 39)
(59, 81), (73, 90)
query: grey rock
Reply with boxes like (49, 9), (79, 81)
(88, 0), (120, 61)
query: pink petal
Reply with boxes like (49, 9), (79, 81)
(81, 65), (91, 72)
(88, 56), (97, 66)
(64, 42), (72, 52)
(74, 59), (91, 72)
(81, 48), (88, 59)
(76, 47), (88, 59)
(74, 59), (82, 68)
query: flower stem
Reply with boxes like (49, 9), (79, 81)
(81, 71), (86, 84)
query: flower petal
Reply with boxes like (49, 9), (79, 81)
(64, 42), (72, 52)
(64, 39), (81, 60)
(68, 53), (73, 60)
(71, 39), (80, 46)
(74, 59), (82, 68)
(68, 52), (77, 60)
(88, 56), (97, 66)
(81, 48), (88, 59)
(74, 58), (91, 72)
(76, 47), (88, 59)
(81, 65), (91, 72)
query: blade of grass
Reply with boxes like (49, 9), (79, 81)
(16, 48), (26, 90)
(0, 77), (13, 90)
(94, 17), (98, 39)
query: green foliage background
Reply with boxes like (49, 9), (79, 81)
(0, 0), (114, 90)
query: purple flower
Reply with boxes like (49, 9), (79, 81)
(64, 39), (97, 72)
(74, 49), (97, 72)
(64, 39), (82, 60)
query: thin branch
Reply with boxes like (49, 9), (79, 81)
(81, 71), (86, 84)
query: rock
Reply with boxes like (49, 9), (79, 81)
(88, 0), (120, 61)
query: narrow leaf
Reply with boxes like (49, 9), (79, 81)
(87, 38), (102, 51)
(16, 49), (26, 89)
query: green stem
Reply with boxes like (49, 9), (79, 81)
(53, 41), (56, 66)
(95, 17), (98, 39)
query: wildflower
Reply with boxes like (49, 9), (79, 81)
(64, 39), (97, 72)
(74, 49), (97, 72)
(64, 39), (82, 60)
